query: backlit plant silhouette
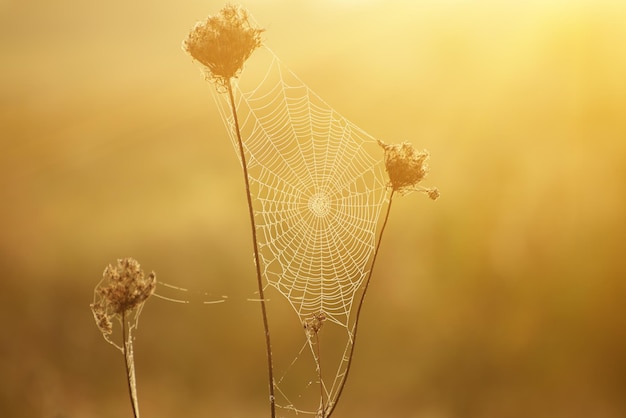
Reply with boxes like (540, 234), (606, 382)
(88, 5), (438, 418)
(327, 141), (438, 416)
(182, 5), (276, 417)
(90, 257), (156, 418)
(183, 4), (438, 417)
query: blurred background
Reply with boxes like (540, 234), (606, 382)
(1, 0), (626, 417)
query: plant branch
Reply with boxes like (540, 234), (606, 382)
(227, 79), (276, 418)
(325, 189), (396, 417)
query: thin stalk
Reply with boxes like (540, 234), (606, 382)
(122, 311), (140, 418)
(314, 332), (326, 415)
(326, 189), (396, 418)
(226, 79), (276, 418)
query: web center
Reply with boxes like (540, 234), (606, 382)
(308, 193), (331, 217)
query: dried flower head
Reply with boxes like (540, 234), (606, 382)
(303, 312), (327, 337)
(183, 4), (264, 89)
(427, 187), (441, 200)
(378, 139), (439, 199)
(90, 258), (156, 340)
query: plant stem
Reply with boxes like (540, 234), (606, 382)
(326, 189), (396, 418)
(314, 332), (326, 416)
(227, 79), (276, 418)
(122, 311), (140, 418)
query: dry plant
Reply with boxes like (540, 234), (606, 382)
(87, 5), (439, 418)
(183, 5), (439, 417)
(182, 4), (276, 417)
(326, 141), (438, 417)
(183, 4), (264, 92)
(303, 312), (328, 414)
(378, 140), (440, 199)
(90, 257), (156, 418)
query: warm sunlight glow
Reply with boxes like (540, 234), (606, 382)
(2, 0), (625, 417)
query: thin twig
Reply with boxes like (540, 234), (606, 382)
(315, 332), (326, 415)
(227, 79), (276, 418)
(122, 311), (140, 418)
(325, 189), (396, 417)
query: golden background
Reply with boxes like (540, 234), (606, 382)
(1, 0), (625, 417)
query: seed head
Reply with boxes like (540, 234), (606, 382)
(426, 187), (440, 200)
(183, 4), (264, 90)
(378, 140), (439, 199)
(303, 312), (326, 337)
(91, 258), (156, 338)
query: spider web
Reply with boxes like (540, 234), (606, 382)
(213, 47), (388, 329)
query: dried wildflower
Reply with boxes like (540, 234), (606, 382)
(90, 257), (156, 343)
(303, 312), (326, 337)
(427, 187), (440, 200)
(184, 7), (275, 415)
(91, 257), (155, 418)
(378, 139), (439, 199)
(183, 4), (264, 90)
